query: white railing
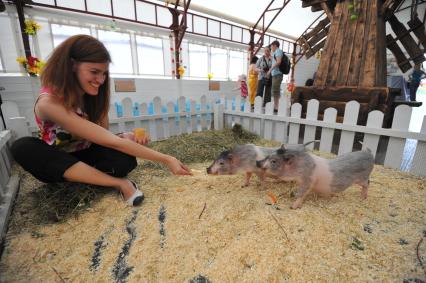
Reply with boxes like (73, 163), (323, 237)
(0, 130), (20, 244)
(220, 95), (426, 177)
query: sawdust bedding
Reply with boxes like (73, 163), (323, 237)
(1, 144), (426, 282)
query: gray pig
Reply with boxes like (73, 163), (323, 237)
(257, 145), (374, 209)
(206, 144), (278, 187)
(206, 141), (318, 187)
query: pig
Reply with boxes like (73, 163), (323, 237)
(206, 144), (277, 187)
(256, 145), (374, 209)
(206, 141), (318, 187)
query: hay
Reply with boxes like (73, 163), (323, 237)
(141, 125), (261, 170)
(6, 127), (273, 235)
(1, 129), (426, 282)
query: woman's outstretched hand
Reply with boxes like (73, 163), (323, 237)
(119, 132), (150, 145)
(166, 156), (193, 175)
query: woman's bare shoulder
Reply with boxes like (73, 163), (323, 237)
(35, 94), (67, 119)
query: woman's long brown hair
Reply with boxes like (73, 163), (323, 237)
(41, 35), (111, 124)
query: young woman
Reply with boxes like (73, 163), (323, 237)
(11, 35), (192, 206)
(255, 46), (272, 107)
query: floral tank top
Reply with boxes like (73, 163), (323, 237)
(35, 88), (91, 152)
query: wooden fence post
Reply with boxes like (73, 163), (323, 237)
(338, 101), (359, 155)
(410, 116), (426, 176)
(384, 105), (411, 169)
(213, 103), (224, 130)
(303, 99), (319, 150)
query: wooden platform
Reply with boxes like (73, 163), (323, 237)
(291, 86), (401, 127)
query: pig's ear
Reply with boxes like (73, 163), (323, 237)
(277, 144), (286, 155)
(282, 153), (295, 164)
(227, 153), (240, 165)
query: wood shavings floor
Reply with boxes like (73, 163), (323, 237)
(1, 158), (426, 282)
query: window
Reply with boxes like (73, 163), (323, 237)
(228, 50), (244, 80)
(210, 47), (227, 79)
(98, 30), (133, 74)
(188, 43), (207, 78)
(51, 24), (91, 47)
(136, 36), (164, 75)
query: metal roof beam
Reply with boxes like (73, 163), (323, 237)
(249, 0), (292, 57)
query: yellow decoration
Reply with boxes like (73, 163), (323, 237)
(16, 56), (45, 76)
(24, 19), (41, 35)
(16, 57), (26, 64)
(315, 50), (322, 59)
(207, 73), (214, 80)
(177, 66), (185, 76)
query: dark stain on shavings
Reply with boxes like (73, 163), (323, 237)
(403, 279), (426, 283)
(159, 205), (166, 249)
(112, 211), (138, 283)
(351, 237), (364, 251)
(189, 274), (211, 283)
(363, 224), (372, 234)
(90, 227), (114, 272)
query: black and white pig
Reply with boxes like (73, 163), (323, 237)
(256, 145), (374, 209)
(206, 141), (318, 187)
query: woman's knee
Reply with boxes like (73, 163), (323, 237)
(11, 137), (77, 183)
(95, 150), (137, 177)
(113, 154), (137, 177)
(11, 137), (41, 164)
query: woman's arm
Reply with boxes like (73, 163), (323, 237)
(36, 96), (191, 175)
(267, 54), (281, 76)
(100, 112), (109, 129)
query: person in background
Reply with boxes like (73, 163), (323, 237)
(267, 40), (284, 113)
(409, 63), (426, 102)
(11, 35), (192, 207)
(255, 46), (272, 107)
(247, 55), (259, 110)
(234, 74), (248, 100)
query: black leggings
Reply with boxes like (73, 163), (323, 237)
(11, 137), (137, 183)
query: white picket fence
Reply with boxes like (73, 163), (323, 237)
(219, 95), (426, 177)
(3, 94), (216, 141)
(2, 94), (426, 178)
(107, 95), (214, 141)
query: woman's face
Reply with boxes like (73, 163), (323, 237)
(75, 62), (109, 96)
(264, 47), (271, 56)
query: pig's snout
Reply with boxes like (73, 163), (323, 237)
(206, 165), (217, 175)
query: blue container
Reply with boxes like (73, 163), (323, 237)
(148, 102), (154, 115)
(115, 102), (123, 118)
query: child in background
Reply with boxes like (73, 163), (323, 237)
(248, 56), (259, 109)
(234, 74), (248, 100)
